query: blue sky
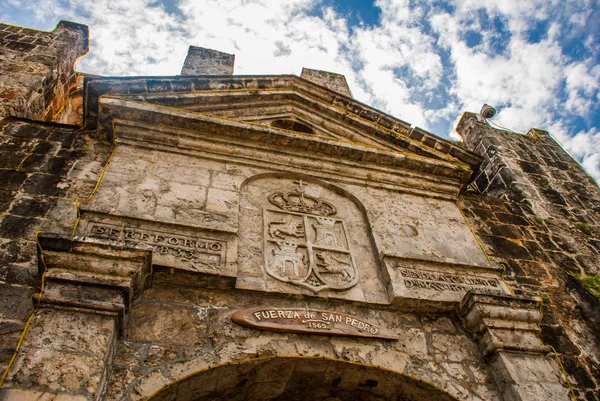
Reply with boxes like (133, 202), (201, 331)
(1, 0), (599, 180)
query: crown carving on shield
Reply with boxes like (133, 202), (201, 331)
(268, 180), (336, 216)
(314, 217), (336, 226)
(274, 241), (300, 254)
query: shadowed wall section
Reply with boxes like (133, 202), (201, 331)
(148, 357), (460, 401)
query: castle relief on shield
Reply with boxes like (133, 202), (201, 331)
(264, 180), (359, 292)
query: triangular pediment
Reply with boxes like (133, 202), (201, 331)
(95, 96), (472, 199)
(81, 74), (486, 198)
(83, 75), (481, 172)
(120, 89), (442, 157)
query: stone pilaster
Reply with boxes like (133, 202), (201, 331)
(459, 291), (571, 401)
(0, 236), (151, 400)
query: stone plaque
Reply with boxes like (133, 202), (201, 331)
(84, 220), (226, 273)
(383, 255), (511, 309)
(232, 307), (398, 340)
(263, 180), (359, 293)
(399, 267), (504, 294)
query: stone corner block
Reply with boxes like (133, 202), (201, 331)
(54, 20), (90, 56)
(36, 234), (152, 332)
(458, 290), (550, 358)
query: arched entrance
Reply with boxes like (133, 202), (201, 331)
(148, 357), (460, 401)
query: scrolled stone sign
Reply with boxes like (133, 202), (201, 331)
(232, 307), (398, 340)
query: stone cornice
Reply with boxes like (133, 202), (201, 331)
(83, 75), (482, 171)
(112, 89), (463, 166)
(97, 96), (471, 198)
(459, 291), (550, 357)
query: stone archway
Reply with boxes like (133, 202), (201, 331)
(147, 357), (460, 401)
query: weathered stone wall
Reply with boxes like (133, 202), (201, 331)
(72, 115), (502, 306)
(457, 113), (600, 401)
(0, 118), (110, 376)
(0, 24), (97, 379)
(33, 98), (561, 399)
(0, 100), (579, 401)
(0, 21), (88, 123)
(53, 73), (86, 126)
(0, 120), (521, 400)
(102, 284), (503, 401)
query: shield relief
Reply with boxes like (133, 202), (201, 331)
(263, 180), (359, 292)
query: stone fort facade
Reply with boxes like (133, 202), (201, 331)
(0, 21), (599, 401)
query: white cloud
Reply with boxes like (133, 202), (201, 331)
(170, 0), (364, 93)
(28, 0), (191, 75)
(446, 0), (556, 34)
(564, 62), (600, 117)
(349, 1), (443, 127)
(432, 12), (565, 120)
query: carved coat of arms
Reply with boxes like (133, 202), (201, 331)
(263, 180), (359, 292)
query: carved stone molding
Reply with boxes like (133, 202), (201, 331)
(37, 234), (152, 333)
(75, 211), (236, 287)
(458, 290), (550, 358)
(459, 291), (571, 401)
(0, 236), (152, 399)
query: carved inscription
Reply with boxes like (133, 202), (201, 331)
(400, 268), (503, 294)
(86, 221), (225, 271)
(264, 180), (358, 293)
(232, 307), (398, 340)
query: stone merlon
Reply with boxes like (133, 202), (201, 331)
(301, 67), (352, 97)
(180, 46), (235, 76)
